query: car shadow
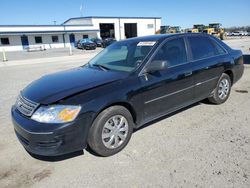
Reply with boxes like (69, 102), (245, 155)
(243, 54), (250, 64)
(28, 150), (84, 162)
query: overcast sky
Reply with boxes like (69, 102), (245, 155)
(0, 0), (249, 28)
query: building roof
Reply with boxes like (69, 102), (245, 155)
(63, 16), (161, 24)
(0, 30), (100, 35)
(0, 24), (93, 27)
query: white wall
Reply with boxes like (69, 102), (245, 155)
(0, 35), (23, 51)
(91, 18), (120, 40)
(0, 24), (100, 51)
(0, 32), (98, 51)
(92, 18), (161, 40)
(0, 34), (66, 52)
(119, 18), (161, 40)
(27, 34), (65, 49)
(0, 17), (162, 51)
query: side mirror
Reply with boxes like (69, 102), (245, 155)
(144, 60), (168, 73)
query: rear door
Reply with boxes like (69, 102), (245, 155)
(140, 36), (195, 122)
(187, 35), (228, 99)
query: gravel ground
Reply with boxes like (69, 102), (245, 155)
(1, 47), (102, 61)
(0, 38), (249, 188)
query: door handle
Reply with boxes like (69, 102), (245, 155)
(184, 71), (192, 77)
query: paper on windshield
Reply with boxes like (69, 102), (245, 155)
(137, 41), (156, 46)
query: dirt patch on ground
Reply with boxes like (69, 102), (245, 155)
(33, 169), (52, 182)
(0, 165), (53, 188)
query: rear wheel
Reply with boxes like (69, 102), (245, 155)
(208, 73), (231, 104)
(87, 106), (134, 157)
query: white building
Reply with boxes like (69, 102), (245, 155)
(0, 16), (161, 51)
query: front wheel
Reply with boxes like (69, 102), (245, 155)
(87, 106), (134, 157)
(208, 73), (231, 104)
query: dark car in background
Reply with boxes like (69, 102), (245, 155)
(12, 33), (244, 157)
(102, 37), (116, 48)
(76, 38), (97, 50)
(91, 38), (103, 47)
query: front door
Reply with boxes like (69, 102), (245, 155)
(141, 37), (194, 122)
(21, 35), (29, 49)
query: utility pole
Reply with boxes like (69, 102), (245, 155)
(80, 1), (83, 16)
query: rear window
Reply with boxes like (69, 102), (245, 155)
(210, 39), (227, 55)
(188, 36), (217, 60)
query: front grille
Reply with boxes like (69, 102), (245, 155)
(15, 94), (39, 117)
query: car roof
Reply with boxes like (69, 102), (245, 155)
(124, 33), (209, 42)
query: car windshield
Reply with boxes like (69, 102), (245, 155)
(81, 38), (92, 43)
(88, 40), (156, 72)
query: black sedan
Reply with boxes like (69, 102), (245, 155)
(102, 37), (116, 48)
(12, 33), (244, 157)
(91, 38), (103, 47)
(76, 38), (96, 50)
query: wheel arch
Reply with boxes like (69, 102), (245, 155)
(105, 102), (137, 124)
(93, 101), (137, 127)
(224, 69), (234, 85)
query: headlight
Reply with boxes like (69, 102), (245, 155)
(31, 105), (81, 123)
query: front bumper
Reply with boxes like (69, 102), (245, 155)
(11, 106), (92, 156)
(84, 45), (96, 50)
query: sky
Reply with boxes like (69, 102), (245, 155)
(0, 0), (249, 28)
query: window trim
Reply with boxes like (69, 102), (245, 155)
(139, 35), (189, 76)
(34, 36), (42, 44)
(0, 37), (10, 45)
(83, 34), (89, 39)
(51, 35), (59, 43)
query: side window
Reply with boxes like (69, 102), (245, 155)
(0, 38), (10, 45)
(188, 36), (217, 60)
(52, 36), (59, 43)
(35, 36), (42, 44)
(152, 38), (187, 67)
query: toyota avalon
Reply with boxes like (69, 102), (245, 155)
(12, 33), (244, 157)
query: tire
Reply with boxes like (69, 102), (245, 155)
(87, 106), (134, 157)
(208, 73), (231, 104)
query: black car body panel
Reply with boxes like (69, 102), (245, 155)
(12, 33), (244, 156)
(91, 38), (103, 47)
(22, 66), (128, 104)
(102, 38), (116, 48)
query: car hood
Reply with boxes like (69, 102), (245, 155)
(22, 66), (127, 104)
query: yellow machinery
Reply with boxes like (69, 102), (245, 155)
(192, 24), (205, 32)
(190, 23), (226, 40)
(191, 28), (199, 33)
(156, 26), (181, 34)
(208, 23), (226, 40)
(203, 28), (215, 35)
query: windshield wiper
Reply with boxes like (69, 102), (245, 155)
(92, 64), (110, 71)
